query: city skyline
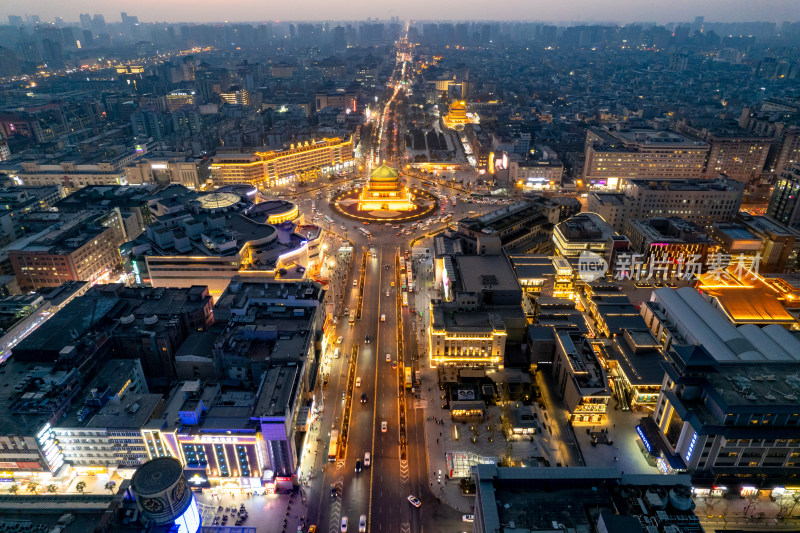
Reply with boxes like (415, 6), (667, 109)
(3, 0), (800, 25)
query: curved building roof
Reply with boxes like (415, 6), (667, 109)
(131, 457), (183, 495)
(369, 164), (400, 181)
(198, 191), (241, 211)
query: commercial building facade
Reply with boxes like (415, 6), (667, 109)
(583, 127), (709, 189)
(210, 137), (355, 188)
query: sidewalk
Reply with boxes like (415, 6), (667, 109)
(417, 367), (474, 515)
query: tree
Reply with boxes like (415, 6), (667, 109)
(742, 492), (760, 519)
(485, 411), (499, 443)
(470, 424), (480, 443)
(778, 492), (800, 519)
(27, 482), (38, 494)
(105, 481), (117, 494)
(75, 481), (86, 494)
(46, 484), (58, 494)
(504, 441), (514, 466)
(8, 484), (18, 495)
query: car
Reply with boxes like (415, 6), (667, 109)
(341, 225), (346, 230)
(386, 353), (391, 362)
(336, 336), (343, 344)
(353, 280), (358, 286)
(364, 452), (370, 467)
(381, 421), (387, 432)
(361, 392), (367, 403)
(396, 232), (401, 236)
(356, 377), (361, 387)
(355, 459), (362, 472)
(386, 291), (390, 296)
(341, 516), (348, 532)
(308, 527), (317, 533)
(330, 485), (337, 498)
(381, 314), (386, 322)
(408, 495), (422, 507)
(462, 515), (474, 522)
(334, 348), (340, 358)
(364, 335), (370, 343)
(391, 281), (395, 287)
(359, 515), (367, 532)
(391, 361), (397, 369)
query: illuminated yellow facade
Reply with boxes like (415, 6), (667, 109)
(357, 164), (415, 211)
(443, 100), (468, 128)
(210, 137), (355, 188)
(266, 203), (299, 224)
(429, 308), (506, 368)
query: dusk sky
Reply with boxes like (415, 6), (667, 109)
(3, 0), (799, 24)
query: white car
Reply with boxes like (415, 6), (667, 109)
(408, 495), (422, 508)
(340, 516), (348, 532)
(355, 377), (361, 387)
(385, 353), (391, 362)
(359, 515), (367, 532)
(381, 421), (387, 432)
(336, 336), (343, 344)
(462, 514), (474, 522)
(353, 280), (358, 286)
(386, 291), (390, 297)
(364, 452), (370, 467)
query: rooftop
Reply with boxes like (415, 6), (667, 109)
(454, 255), (520, 294)
(253, 363), (302, 418)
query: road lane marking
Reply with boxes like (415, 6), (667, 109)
(367, 245), (383, 532)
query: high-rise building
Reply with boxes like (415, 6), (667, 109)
(219, 86), (251, 106)
(583, 127), (709, 189)
(588, 177), (745, 232)
(7, 211), (125, 291)
(767, 164), (800, 228)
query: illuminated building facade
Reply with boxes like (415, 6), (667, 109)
(583, 127), (709, 190)
(141, 382), (267, 491)
(209, 154), (265, 187)
(357, 164), (415, 211)
(219, 87), (251, 106)
(7, 210), (125, 291)
(625, 217), (715, 277)
(126, 188), (316, 299)
(767, 164), (800, 228)
(166, 90), (197, 112)
(443, 100), (468, 128)
(552, 331), (610, 424)
(429, 308), (507, 368)
(553, 212), (627, 261)
(210, 137), (354, 188)
(649, 343), (800, 486)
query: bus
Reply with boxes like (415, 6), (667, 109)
(324, 215), (334, 224)
(328, 429), (340, 462)
(402, 293), (408, 307)
(349, 310), (356, 324)
(359, 228), (371, 238)
(404, 367), (412, 389)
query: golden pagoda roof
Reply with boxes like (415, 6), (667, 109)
(369, 164), (400, 182)
(450, 101), (466, 111)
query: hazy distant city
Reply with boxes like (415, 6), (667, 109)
(0, 8), (799, 533)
